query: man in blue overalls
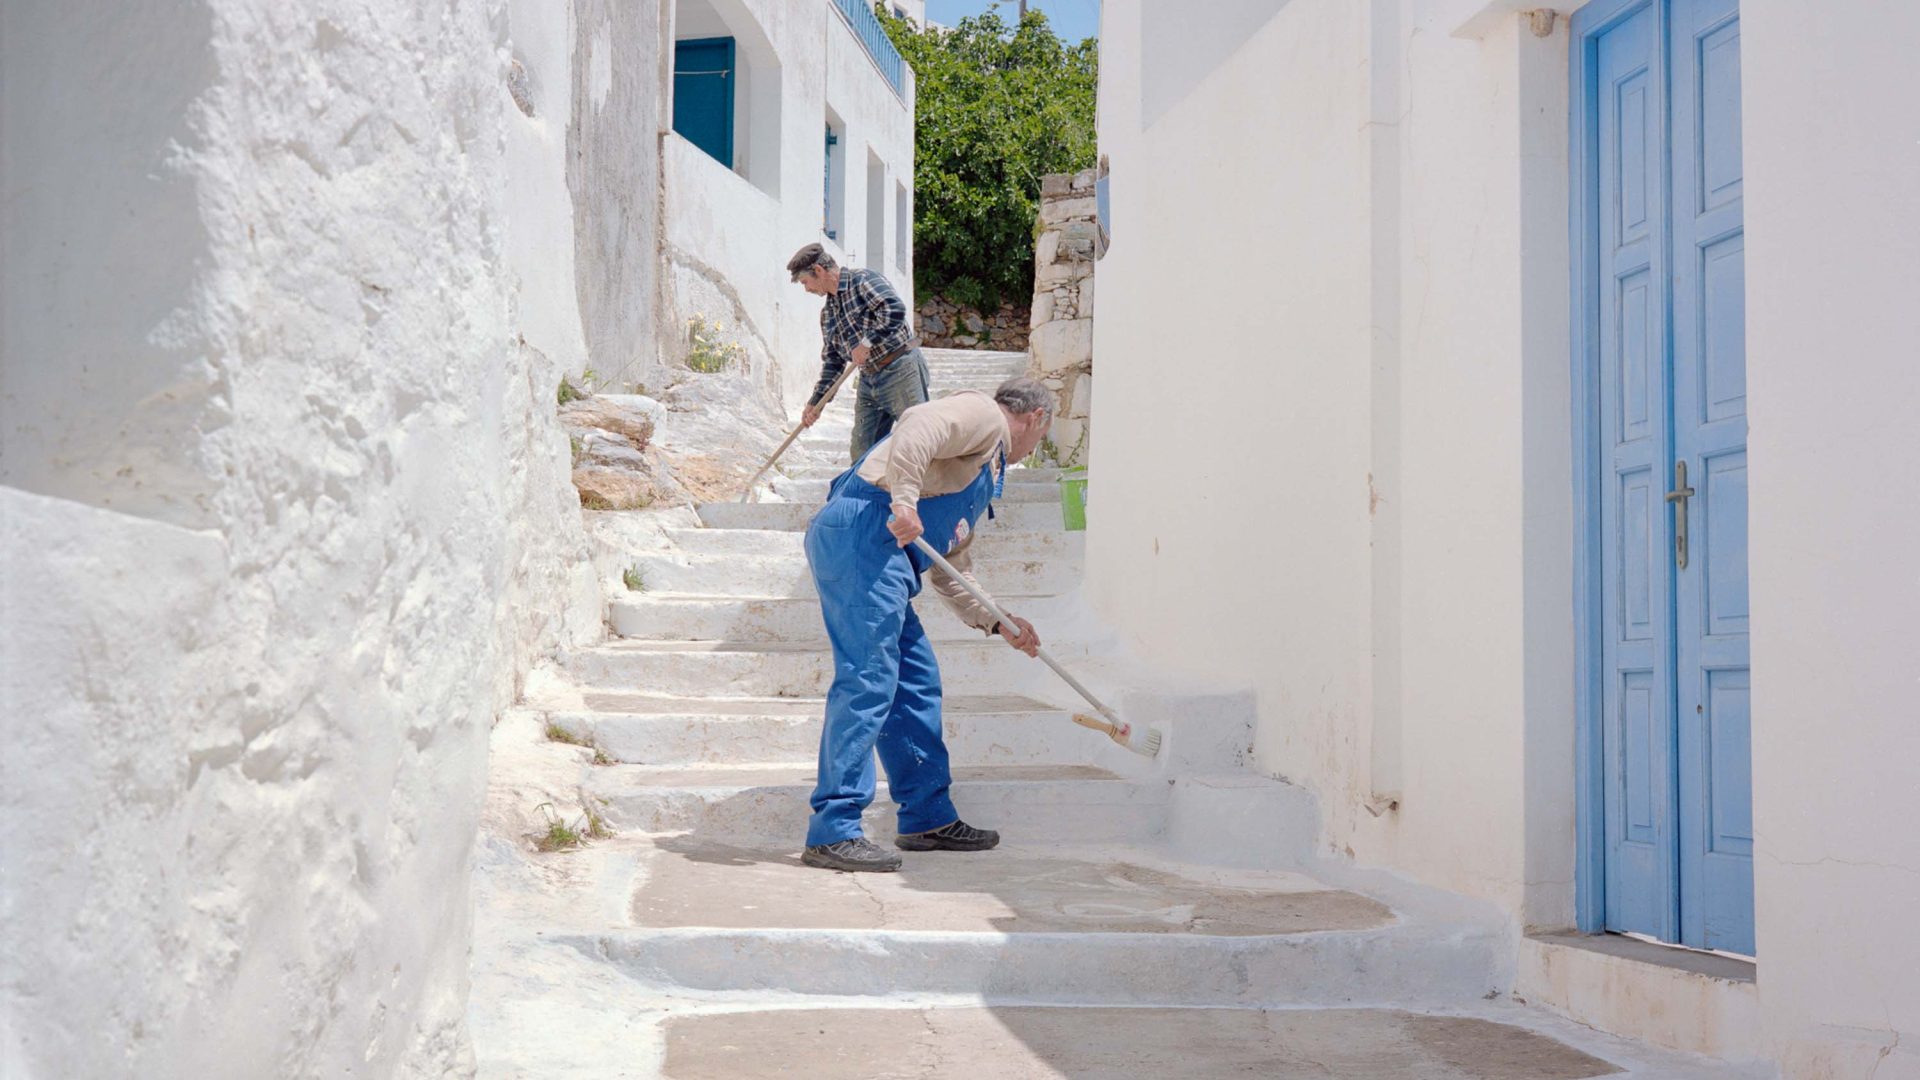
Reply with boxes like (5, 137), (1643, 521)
(801, 377), (1056, 872)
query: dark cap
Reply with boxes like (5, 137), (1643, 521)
(787, 242), (831, 281)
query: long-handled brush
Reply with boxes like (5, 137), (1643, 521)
(738, 364), (857, 503)
(910, 536), (1163, 758)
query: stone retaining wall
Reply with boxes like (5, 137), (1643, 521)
(916, 295), (1031, 352)
(1027, 166), (1099, 464)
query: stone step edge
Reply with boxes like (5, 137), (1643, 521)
(546, 703), (1071, 722)
(550, 922), (1504, 1008)
(589, 771), (1152, 793)
(576, 639), (1093, 657)
(609, 592), (1064, 605)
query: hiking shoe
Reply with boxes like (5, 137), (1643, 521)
(801, 837), (903, 872)
(895, 819), (1001, 852)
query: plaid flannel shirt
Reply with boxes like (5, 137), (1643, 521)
(810, 267), (914, 406)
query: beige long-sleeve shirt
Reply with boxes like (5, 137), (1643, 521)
(855, 391), (1010, 632)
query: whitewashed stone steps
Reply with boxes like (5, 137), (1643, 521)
(779, 463), (1068, 483)
(610, 593), (1057, 643)
(626, 552), (1075, 598)
(759, 467), (1066, 490)
(548, 693), (1102, 767)
(698, 499), (1062, 532)
(548, 689), (1259, 775)
(561, 915), (1503, 1010)
(797, 434), (856, 453)
(924, 355), (1029, 362)
(584, 763), (1168, 845)
(661, 525), (1081, 558)
(768, 476), (1059, 504)
(563, 639), (1089, 698)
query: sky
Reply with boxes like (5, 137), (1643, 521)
(926, 0), (1101, 43)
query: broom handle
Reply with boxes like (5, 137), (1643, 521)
(910, 536), (1121, 724)
(739, 363), (858, 502)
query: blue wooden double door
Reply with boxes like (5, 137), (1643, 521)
(1582, 0), (1753, 955)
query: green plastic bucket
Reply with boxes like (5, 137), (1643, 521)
(1058, 467), (1088, 531)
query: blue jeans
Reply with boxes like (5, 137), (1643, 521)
(800, 464), (995, 847)
(849, 348), (930, 462)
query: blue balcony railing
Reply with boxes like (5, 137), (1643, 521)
(831, 0), (906, 98)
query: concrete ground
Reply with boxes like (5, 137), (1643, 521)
(662, 1006), (1621, 1080)
(631, 840), (1393, 935)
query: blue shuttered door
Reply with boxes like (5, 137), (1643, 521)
(1595, 3), (1677, 944)
(1669, 0), (1752, 957)
(1586, 0), (1753, 956)
(673, 38), (735, 169)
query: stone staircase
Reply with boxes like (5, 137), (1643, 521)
(468, 349), (1759, 1078)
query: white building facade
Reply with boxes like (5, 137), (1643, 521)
(1088, 0), (1918, 1074)
(663, 0), (917, 406)
(1, 0), (915, 1073)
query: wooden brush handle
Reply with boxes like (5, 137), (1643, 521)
(1071, 712), (1117, 735)
(910, 537), (1122, 725)
(739, 364), (857, 501)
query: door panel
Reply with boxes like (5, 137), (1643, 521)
(1670, 0), (1753, 955)
(1594, 2), (1677, 943)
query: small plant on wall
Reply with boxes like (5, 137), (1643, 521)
(686, 314), (746, 373)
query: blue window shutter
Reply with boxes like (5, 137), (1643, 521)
(673, 38), (735, 168)
(824, 125), (838, 239)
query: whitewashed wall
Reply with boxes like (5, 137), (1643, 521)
(569, 0), (670, 389)
(1742, 2), (1920, 1074)
(1094, 0), (1918, 1070)
(1092, 0), (1624, 934)
(661, 0), (916, 410)
(0, 0), (606, 1074)
(1088, 0), (1378, 873)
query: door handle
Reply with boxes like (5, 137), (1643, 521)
(1665, 460), (1694, 570)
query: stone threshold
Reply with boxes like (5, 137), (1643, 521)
(1517, 931), (1763, 1063)
(1528, 931), (1755, 983)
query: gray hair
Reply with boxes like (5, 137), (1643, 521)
(993, 376), (1054, 417)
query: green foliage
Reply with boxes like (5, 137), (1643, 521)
(557, 368), (597, 405)
(584, 806), (613, 838)
(544, 720), (590, 746)
(1025, 426), (1087, 469)
(878, 6), (1097, 311)
(622, 565), (647, 592)
(536, 819), (582, 852)
(532, 800), (613, 852)
(686, 314), (745, 373)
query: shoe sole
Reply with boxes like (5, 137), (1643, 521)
(801, 850), (902, 872)
(894, 834), (1001, 852)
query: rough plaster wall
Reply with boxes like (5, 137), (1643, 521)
(1087, 0), (1374, 848)
(2, 0), (599, 1075)
(1094, 0), (1580, 926)
(1351, 6), (1552, 918)
(0, 3), (222, 527)
(569, 0), (667, 385)
(1741, 1), (1920, 1073)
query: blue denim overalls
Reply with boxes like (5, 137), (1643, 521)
(800, 441), (1003, 847)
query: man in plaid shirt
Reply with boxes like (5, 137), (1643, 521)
(788, 243), (929, 461)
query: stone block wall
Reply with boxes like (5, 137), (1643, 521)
(916, 295), (1031, 352)
(1028, 167), (1099, 463)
